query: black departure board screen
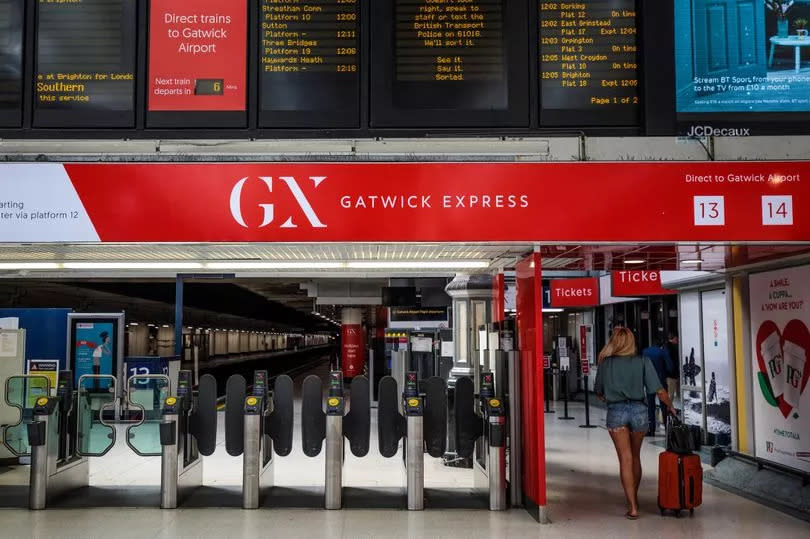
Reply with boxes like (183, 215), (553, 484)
(33, 0), (136, 128)
(0, 0), (23, 127)
(259, 0), (360, 127)
(371, 0), (529, 127)
(539, 0), (639, 126)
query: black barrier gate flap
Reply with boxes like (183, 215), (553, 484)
(190, 374), (218, 456)
(301, 375), (326, 457)
(225, 375), (246, 457)
(344, 376), (370, 457)
(454, 376), (483, 459)
(267, 374), (294, 456)
(422, 376), (447, 458)
(377, 376), (405, 458)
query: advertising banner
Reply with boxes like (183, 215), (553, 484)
(1, 162), (809, 243)
(73, 321), (114, 388)
(612, 270), (676, 297)
(680, 291), (704, 427)
(749, 265), (810, 472)
(579, 324), (593, 376)
(148, 0), (247, 111)
(341, 324), (365, 378)
(701, 289), (731, 438)
(550, 278), (599, 308)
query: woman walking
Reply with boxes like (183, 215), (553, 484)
(594, 327), (676, 519)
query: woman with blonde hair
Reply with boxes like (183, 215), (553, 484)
(594, 327), (676, 519)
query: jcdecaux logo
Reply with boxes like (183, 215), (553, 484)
(685, 125), (751, 137)
(229, 176), (327, 229)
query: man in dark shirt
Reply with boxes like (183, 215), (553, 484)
(642, 342), (673, 435)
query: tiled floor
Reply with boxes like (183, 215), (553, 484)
(1, 365), (808, 538)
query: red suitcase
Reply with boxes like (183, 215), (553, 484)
(658, 450), (703, 516)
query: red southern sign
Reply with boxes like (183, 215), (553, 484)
(612, 270), (676, 297)
(550, 277), (599, 307)
(3, 162), (810, 243)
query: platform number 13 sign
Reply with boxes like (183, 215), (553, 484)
(694, 196), (725, 226)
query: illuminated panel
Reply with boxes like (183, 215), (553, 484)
(0, 0), (23, 127)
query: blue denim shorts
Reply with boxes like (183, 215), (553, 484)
(606, 401), (648, 432)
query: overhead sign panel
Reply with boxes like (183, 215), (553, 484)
(550, 277), (600, 307)
(612, 270), (676, 297)
(0, 0), (23, 127)
(539, 0), (640, 126)
(33, 0), (137, 128)
(259, 0), (360, 127)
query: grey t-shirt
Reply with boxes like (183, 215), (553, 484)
(594, 355), (664, 403)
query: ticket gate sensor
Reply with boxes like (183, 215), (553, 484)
(159, 371), (217, 509)
(301, 371), (370, 510)
(377, 373), (446, 511)
(224, 371), (294, 509)
(455, 374), (507, 511)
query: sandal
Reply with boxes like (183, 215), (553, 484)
(625, 511), (640, 520)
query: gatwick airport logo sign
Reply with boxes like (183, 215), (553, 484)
(229, 176), (327, 229)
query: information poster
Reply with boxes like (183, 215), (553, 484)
(148, 0), (247, 111)
(259, 0), (360, 126)
(750, 265), (810, 473)
(675, 1), (810, 114)
(27, 360), (58, 405)
(0, 0), (23, 126)
(34, 0), (136, 127)
(539, 0), (639, 126)
(700, 289), (731, 437)
(73, 321), (114, 388)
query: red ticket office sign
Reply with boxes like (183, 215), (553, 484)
(550, 278), (600, 308)
(612, 270), (676, 297)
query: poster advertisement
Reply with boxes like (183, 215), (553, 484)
(73, 322), (114, 388)
(148, 0), (246, 111)
(26, 360), (58, 406)
(680, 291), (703, 425)
(675, 1), (810, 113)
(701, 290), (732, 437)
(750, 265), (810, 473)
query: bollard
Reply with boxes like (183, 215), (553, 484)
(544, 368), (554, 414)
(579, 374), (597, 429)
(558, 368), (575, 420)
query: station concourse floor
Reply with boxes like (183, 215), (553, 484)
(1, 366), (808, 537)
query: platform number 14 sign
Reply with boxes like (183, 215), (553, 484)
(762, 196), (793, 226)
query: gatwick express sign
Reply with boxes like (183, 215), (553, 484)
(1, 162), (809, 242)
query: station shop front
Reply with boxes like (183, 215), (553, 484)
(1, 160), (809, 520)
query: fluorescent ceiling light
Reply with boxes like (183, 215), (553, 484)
(129, 322), (139, 326)
(0, 262), (61, 270)
(542, 308), (564, 313)
(206, 262), (343, 270)
(347, 261), (489, 269)
(622, 259), (645, 265)
(62, 262), (203, 270)
(680, 259), (703, 265)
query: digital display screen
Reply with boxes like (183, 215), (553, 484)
(34, 0), (136, 128)
(675, 0), (810, 132)
(72, 321), (115, 389)
(371, 0), (529, 127)
(539, 0), (640, 126)
(259, 0), (360, 127)
(0, 0), (23, 127)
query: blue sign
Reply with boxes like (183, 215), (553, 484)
(124, 356), (169, 386)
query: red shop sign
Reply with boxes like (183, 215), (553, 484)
(550, 278), (599, 307)
(612, 270), (676, 297)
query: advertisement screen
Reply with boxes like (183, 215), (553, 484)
(34, 0), (136, 128)
(675, 0), (810, 127)
(700, 289), (731, 437)
(259, 0), (360, 127)
(539, 0), (640, 126)
(0, 0), (23, 127)
(750, 265), (810, 473)
(148, 0), (247, 113)
(72, 321), (115, 388)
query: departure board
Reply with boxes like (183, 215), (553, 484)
(371, 0), (529, 127)
(259, 0), (360, 127)
(539, 0), (639, 126)
(34, 0), (136, 128)
(0, 0), (23, 127)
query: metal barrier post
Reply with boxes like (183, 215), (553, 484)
(325, 412), (343, 510)
(579, 374), (596, 429)
(559, 369), (575, 420)
(160, 413), (179, 509)
(405, 400), (424, 511)
(28, 412), (50, 510)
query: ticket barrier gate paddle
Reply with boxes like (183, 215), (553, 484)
(377, 372), (447, 511)
(455, 373), (507, 511)
(159, 371), (218, 509)
(224, 371), (294, 509)
(301, 371), (370, 510)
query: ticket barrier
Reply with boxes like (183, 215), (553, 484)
(377, 372), (446, 511)
(301, 371), (370, 510)
(224, 371), (294, 509)
(159, 371), (218, 509)
(455, 373), (507, 511)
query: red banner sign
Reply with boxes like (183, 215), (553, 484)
(148, 0), (247, 111)
(612, 270), (676, 297)
(580, 325), (590, 375)
(341, 324), (365, 379)
(550, 278), (600, 307)
(3, 162), (810, 243)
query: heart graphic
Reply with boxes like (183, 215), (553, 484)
(755, 319), (810, 419)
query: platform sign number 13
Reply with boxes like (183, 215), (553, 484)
(762, 196), (793, 226)
(694, 196), (725, 226)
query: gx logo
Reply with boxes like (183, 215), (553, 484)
(229, 176), (327, 229)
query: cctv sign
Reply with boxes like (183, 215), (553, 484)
(612, 270), (676, 297)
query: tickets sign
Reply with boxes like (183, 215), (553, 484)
(550, 278), (599, 308)
(612, 270), (676, 297)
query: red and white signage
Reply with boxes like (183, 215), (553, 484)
(550, 278), (599, 308)
(612, 270), (676, 297)
(579, 325), (591, 375)
(148, 0), (247, 111)
(1, 162), (810, 243)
